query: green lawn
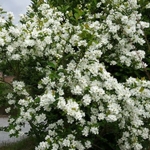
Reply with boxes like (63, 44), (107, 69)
(0, 136), (36, 150)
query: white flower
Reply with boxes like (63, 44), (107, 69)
(15, 125), (21, 130)
(41, 77), (49, 85)
(96, 2), (101, 8)
(52, 143), (59, 150)
(57, 97), (66, 109)
(7, 45), (14, 54)
(13, 81), (25, 91)
(57, 88), (64, 96)
(0, 17), (6, 26)
(62, 139), (71, 147)
(16, 117), (24, 124)
(40, 92), (55, 110)
(11, 54), (21, 60)
(98, 113), (105, 120)
(140, 21), (149, 28)
(141, 128), (149, 139)
(35, 114), (46, 124)
(128, 0), (138, 8)
(56, 119), (64, 126)
(18, 99), (28, 107)
(35, 141), (49, 150)
(109, 25), (120, 33)
(124, 24), (136, 35)
(106, 114), (117, 122)
(9, 26), (20, 37)
(9, 129), (15, 135)
(90, 86), (105, 95)
(90, 127), (99, 135)
(69, 34), (80, 45)
(85, 141), (92, 149)
(8, 118), (15, 124)
(131, 117), (143, 127)
(72, 140), (85, 150)
(5, 35), (11, 42)
(54, 35), (60, 42)
(82, 126), (89, 136)
(44, 36), (52, 44)
(5, 107), (11, 113)
(78, 40), (87, 47)
(0, 38), (4, 46)
(121, 16), (128, 24)
(24, 112), (32, 120)
(82, 94), (91, 106)
(71, 85), (83, 95)
(24, 39), (35, 47)
(8, 100), (15, 105)
(108, 103), (121, 114)
(66, 100), (82, 120)
(7, 12), (14, 20)
(38, 4), (50, 11)
(146, 3), (150, 8)
(132, 142), (143, 150)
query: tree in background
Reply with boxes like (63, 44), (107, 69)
(0, 0), (150, 149)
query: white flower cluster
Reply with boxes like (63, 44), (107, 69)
(1, 0), (150, 150)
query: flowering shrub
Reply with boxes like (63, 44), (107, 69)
(0, 0), (150, 149)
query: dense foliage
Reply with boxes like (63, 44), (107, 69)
(0, 0), (150, 149)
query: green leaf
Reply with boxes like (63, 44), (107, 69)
(48, 62), (56, 69)
(139, 87), (144, 92)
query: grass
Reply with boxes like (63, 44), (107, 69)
(0, 136), (36, 150)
